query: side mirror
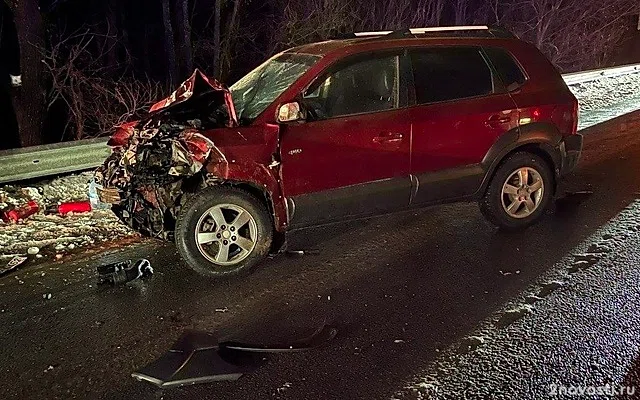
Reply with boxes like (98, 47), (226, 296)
(277, 101), (306, 123)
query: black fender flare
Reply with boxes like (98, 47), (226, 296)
(478, 123), (563, 196)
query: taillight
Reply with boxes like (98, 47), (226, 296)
(551, 99), (579, 137)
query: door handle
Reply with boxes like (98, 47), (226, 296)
(373, 132), (404, 144)
(485, 115), (512, 128)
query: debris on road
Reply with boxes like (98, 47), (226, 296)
(285, 249), (321, 257)
(27, 247), (40, 255)
(1, 200), (39, 223)
(0, 173), (137, 264)
(46, 201), (92, 216)
(97, 259), (153, 285)
(1, 256), (27, 275)
(132, 325), (337, 388)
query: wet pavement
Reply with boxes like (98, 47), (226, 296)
(2, 112), (640, 400)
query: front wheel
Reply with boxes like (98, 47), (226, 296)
(479, 152), (554, 230)
(175, 186), (273, 277)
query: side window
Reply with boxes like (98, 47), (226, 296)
(304, 56), (399, 120)
(410, 48), (494, 104)
(483, 47), (527, 91)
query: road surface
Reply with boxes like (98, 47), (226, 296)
(2, 112), (640, 400)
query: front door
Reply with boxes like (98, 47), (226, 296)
(280, 54), (411, 228)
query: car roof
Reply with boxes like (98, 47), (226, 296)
(284, 36), (523, 58)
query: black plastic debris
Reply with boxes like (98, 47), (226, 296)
(1, 256), (27, 275)
(97, 259), (153, 285)
(132, 325), (337, 388)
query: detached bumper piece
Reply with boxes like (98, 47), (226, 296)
(132, 325), (337, 388)
(560, 133), (584, 176)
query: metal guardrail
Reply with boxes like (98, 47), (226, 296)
(0, 137), (110, 184)
(563, 63), (640, 86)
(0, 63), (639, 184)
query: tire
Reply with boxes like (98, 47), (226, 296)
(175, 186), (273, 277)
(479, 152), (554, 230)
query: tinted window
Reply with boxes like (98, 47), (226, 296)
(484, 47), (527, 91)
(410, 48), (494, 104)
(304, 56), (399, 119)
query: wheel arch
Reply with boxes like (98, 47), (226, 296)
(479, 123), (563, 196)
(201, 175), (287, 253)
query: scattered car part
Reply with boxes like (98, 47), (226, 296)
(132, 330), (259, 388)
(284, 249), (321, 257)
(1, 200), (39, 223)
(46, 201), (92, 216)
(132, 325), (337, 389)
(220, 323), (338, 353)
(97, 259), (153, 285)
(1, 256), (27, 275)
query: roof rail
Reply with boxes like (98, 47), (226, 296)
(340, 25), (516, 40)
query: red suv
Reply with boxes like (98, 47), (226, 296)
(98, 26), (582, 277)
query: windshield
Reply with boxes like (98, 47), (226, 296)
(230, 53), (320, 124)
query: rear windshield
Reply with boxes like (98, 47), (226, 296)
(483, 47), (527, 91)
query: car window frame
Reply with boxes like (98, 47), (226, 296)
(300, 49), (409, 121)
(406, 45), (507, 107)
(481, 46), (530, 92)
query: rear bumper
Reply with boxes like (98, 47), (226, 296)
(559, 134), (583, 176)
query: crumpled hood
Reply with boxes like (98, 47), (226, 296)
(149, 69), (238, 126)
(107, 69), (237, 148)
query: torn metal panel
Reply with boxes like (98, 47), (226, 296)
(132, 325), (336, 389)
(220, 324), (338, 353)
(150, 69), (238, 128)
(132, 331), (259, 388)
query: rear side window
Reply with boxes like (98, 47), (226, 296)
(483, 47), (527, 91)
(409, 47), (494, 105)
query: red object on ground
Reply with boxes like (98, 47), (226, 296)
(57, 201), (92, 215)
(2, 201), (39, 223)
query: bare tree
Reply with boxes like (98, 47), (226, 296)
(174, 0), (194, 79)
(161, 0), (178, 87)
(42, 32), (163, 140)
(5, 0), (46, 147)
(212, 0), (222, 77)
(501, 0), (640, 71)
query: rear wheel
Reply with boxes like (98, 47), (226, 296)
(175, 186), (273, 277)
(480, 152), (553, 230)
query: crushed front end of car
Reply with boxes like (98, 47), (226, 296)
(95, 70), (236, 240)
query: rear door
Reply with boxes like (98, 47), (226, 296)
(280, 53), (412, 228)
(407, 47), (519, 204)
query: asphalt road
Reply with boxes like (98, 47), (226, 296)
(2, 113), (640, 400)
